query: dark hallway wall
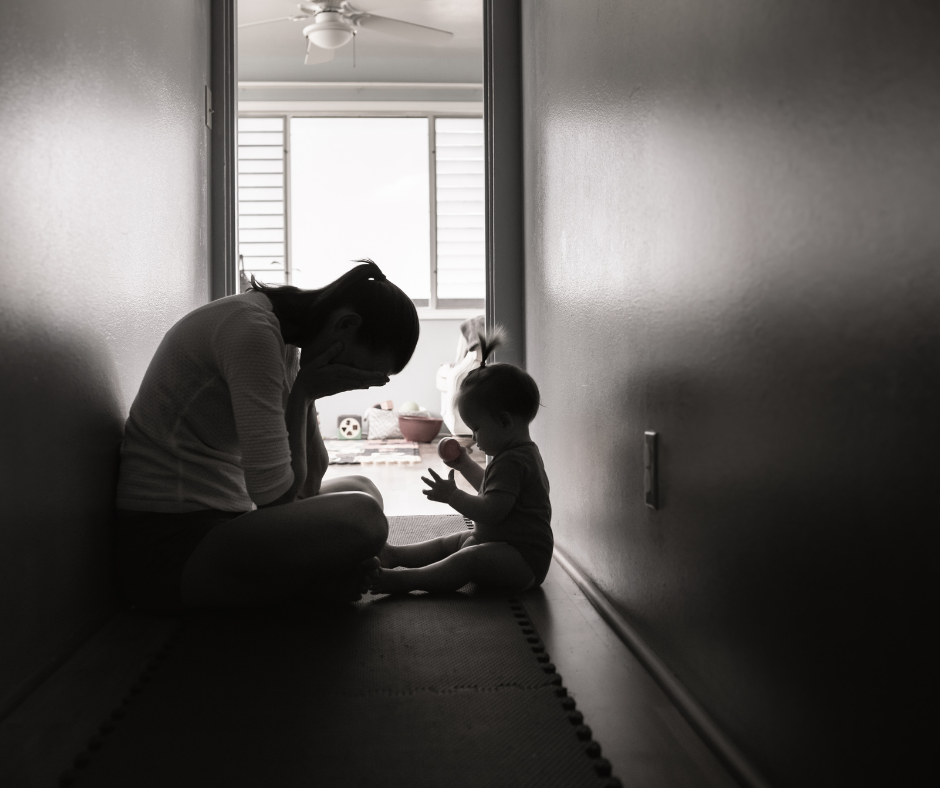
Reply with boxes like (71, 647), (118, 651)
(521, 1), (938, 785)
(0, 0), (211, 717)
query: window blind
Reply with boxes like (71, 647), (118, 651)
(237, 118), (288, 286)
(435, 118), (485, 303)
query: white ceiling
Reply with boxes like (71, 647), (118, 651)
(238, 0), (483, 83)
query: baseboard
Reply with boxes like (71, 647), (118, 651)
(0, 606), (115, 723)
(553, 547), (773, 788)
(0, 612), (178, 787)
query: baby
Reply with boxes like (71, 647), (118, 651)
(371, 330), (553, 594)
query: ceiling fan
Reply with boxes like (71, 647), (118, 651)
(239, 1), (454, 64)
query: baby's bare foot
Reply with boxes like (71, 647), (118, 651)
(370, 567), (409, 595)
(378, 543), (399, 569)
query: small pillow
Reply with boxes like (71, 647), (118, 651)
(363, 407), (403, 440)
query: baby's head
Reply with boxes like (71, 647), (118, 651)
(456, 328), (541, 455)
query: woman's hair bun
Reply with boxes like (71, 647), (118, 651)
(476, 325), (507, 367)
(355, 258), (386, 282)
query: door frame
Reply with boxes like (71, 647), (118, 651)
(483, 0), (525, 367)
(210, 0), (238, 300)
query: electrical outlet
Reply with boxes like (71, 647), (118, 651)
(644, 431), (658, 509)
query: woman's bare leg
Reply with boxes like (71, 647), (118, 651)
(181, 491), (387, 609)
(372, 542), (534, 595)
(318, 475), (384, 509)
(380, 532), (471, 568)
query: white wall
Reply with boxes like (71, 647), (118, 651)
(316, 318), (467, 437)
(0, 0), (211, 717)
(522, 1), (939, 785)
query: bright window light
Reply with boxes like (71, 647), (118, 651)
(289, 117), (431, 300)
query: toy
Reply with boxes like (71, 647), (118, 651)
(399, 400), (421, 413)
(437, 436), (461, 462)
(337, 414), (362, 440)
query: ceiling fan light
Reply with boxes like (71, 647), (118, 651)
(303, 12), (353, 49)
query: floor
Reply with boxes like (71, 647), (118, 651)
(0, 441), (738, 787)
(324, 439), (739, 787)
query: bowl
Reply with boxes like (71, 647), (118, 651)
(398, 415), (443, 442)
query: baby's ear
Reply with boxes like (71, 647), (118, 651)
(498, 411), (514, 429)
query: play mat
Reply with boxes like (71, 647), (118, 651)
(324, 439), (421, 465)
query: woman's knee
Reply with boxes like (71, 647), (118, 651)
(349, 475), (383, 506)
(342, 491), (388, 552)
(321, 475), (384, 508)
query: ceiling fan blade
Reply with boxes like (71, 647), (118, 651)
(304, 41), (336, 65)
(238, 14), (309, 29)
(356, 14), (453, 45)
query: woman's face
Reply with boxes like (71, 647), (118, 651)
(299, 309), (398, 376)
(331, 340), (398, 377)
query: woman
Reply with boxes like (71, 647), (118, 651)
(114, 260), (419, 612)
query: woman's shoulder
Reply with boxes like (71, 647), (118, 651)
(211, 291), (274, 316)
(205, 292), (281, 333)
(173, 291), (274, 328)
(165, 293), (285, 364)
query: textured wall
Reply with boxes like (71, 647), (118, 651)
(0, 0), (211, 716)
(522, 1), (939, 785)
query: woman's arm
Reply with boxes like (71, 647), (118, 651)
(261, 342), (388, 508)
(259, 384), (311, 507)
(299, 404), (329, 498)
(263, 342), (387, 506)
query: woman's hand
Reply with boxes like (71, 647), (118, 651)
(294, 342), (389, 400)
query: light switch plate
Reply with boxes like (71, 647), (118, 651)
(644, 431), (658, 509)
(205, 85), (213, 129)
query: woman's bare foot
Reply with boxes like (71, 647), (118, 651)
(370, 567), (413, 595)
(378, 543), (400, 568)
(324, 556), (381, 602)
(362, 555), (381, 579)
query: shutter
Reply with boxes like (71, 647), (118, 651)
(237, 118), (287, 286)
(435, 118), (485, 304)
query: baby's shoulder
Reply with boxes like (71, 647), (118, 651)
(493, 442), (543, 473)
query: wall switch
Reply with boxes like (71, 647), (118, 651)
(644, 431), (658, 509)
(205, 85), (213, 129)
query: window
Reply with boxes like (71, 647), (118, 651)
(236, 115), (484, 308)
(290, 117), (430, 300)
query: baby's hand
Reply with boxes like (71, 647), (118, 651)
(421, 468), (458, 504)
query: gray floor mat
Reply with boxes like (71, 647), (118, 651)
(64, 515), (617, 788)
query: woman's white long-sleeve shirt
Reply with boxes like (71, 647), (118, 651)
(116, 292), (299, 513)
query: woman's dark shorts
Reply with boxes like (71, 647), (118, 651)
(114, 508), (246, 614)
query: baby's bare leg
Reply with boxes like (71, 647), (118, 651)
(380, 531), (470, 568)
(372, 542), (534, 595)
